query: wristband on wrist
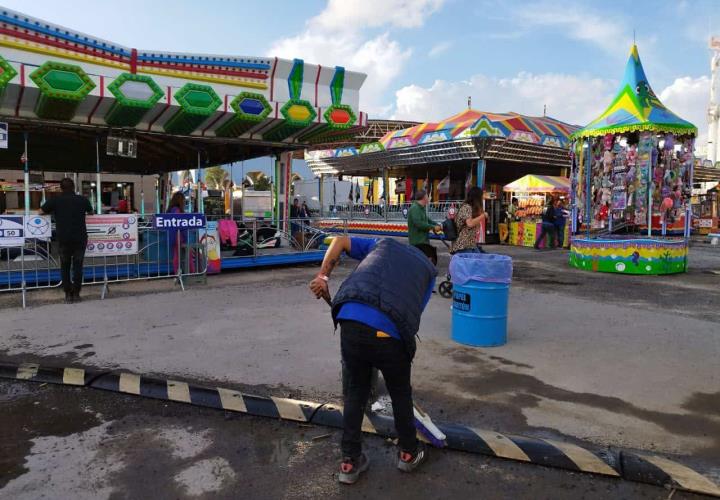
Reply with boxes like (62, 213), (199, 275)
(317, 274), (329, 282)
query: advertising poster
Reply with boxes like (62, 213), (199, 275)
(0, 215), (51, 247)
(200, 220), (221, 274)
(86, 214), (138, 256)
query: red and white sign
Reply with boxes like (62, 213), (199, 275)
(85, 214), (138, 256)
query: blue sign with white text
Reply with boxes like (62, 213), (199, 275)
(153, 213), (206, 230)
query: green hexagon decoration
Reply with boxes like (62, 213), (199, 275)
(105, 73), (164, 127)
(263, 98), (317, 142)
(164, 83), (222, 135)
(323, 104), (357, 130)
(0, 55), (18, 97)
(216, 92), (272, 137)
(280, 98), (316, 127)
(29, 61), (96, 120)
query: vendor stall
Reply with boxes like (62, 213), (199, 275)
(500, 174), (570, 248)
(569, 44), (696, 275)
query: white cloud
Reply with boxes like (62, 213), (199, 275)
(659, 75), (711, 150)
(428, 41), (452, 58)
(391, 72), (615, 126)
(510, 2), (643, 55)
(268, 0), (445, 115)
(312, 0), (445, 30)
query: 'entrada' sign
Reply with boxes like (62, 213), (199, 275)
(153, 213), (206, 230)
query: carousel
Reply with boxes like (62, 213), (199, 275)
(569, 44), (696, 275)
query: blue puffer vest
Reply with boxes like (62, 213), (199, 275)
(331, 239), (437, 352)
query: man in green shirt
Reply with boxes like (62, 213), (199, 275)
(407, 190), (441, 265)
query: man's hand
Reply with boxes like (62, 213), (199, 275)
(309, 275), (330, 301)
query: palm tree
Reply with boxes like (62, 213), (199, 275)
(204, 166), (229, 190)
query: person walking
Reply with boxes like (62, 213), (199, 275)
(407, 189), (441, 265)
(166, 192), (193, 274)
(309, 236), (436, 485)
(450, 187), (487, 254)
(40, 178), (93, 303)
(554, 199), (568, 248)
(534, 199), (558, 249)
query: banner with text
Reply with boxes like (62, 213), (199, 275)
(0, 215), (52, 247)
(86, 214), (138, 256)
(153, 213), (206, 230)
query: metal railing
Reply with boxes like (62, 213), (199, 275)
(1, 220), (207, 307)
(206, 216), (346, 257)
(321, 201), (463, 222)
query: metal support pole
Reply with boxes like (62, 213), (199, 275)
(229, 162), (234, 218)
(197, 151), (204, 214)
(585, 138), (592, 238)
(23, 132), (30, 217)
(318, 173), (324, 217)
(73, 172), (79, 194)
(96, 138), (102, 215)
(140, 175), (145, 216)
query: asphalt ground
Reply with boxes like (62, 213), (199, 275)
(0, 239), (719, 498)
(0, 379), (704, 500)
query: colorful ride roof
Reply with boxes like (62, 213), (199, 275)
(503, 174), (570, 193)
(378, 109), (577, 150)
(573, 45), (697, 138)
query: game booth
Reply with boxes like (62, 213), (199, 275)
(569, 44), (696, 275)
(500, 174), (570, 248)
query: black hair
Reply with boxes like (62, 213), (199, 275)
(60, 177), (74, 193)
(464, 186), (484, 216)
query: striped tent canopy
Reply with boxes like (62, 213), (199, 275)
(503, 174), (570, 194)
(573, 45), (697, 138)
(378, 109), (577, 150)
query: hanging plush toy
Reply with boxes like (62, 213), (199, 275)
(603, 150), (614, 173)
(627, 145), (637, 166)
(603, 133), (614, 151)
(654, 165), (664, 186)
(663, 133), (675, 151)
(626, 165), (636, 183)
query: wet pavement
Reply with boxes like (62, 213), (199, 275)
(1, 240), (719, 497)
(0, 380), (705, 500)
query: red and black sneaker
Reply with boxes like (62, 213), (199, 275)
(338, 453), (370, 484)
(397, 442), (428, 472)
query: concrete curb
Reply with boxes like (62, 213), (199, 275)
(2, 362), (718, 498)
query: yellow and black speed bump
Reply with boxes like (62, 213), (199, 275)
(1, 362), (719, 498)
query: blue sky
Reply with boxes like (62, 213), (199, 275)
(3, 0), (718, 179)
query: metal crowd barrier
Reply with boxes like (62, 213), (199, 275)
(0, 219), (208, 308)
(205, 216), (347, 259)
(322, 201), (462, 222)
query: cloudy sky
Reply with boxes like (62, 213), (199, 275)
(4, 0), (718, 176)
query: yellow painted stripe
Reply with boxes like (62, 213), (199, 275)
(167, 380), (191, 403)
(138, 67), (267, 90)
(543, 438), (619, 476)
(271, 396), (308, 422)
(119, 373), (141, 395)
(218, 387), (247, 412)
(62, 368), (85, 386)
(0, 38), (127, 71)
(637, 454), (720, 496)
(16, 363), (39, 380)
(361, 415), (377, 434)
(471, 429), (531, 462)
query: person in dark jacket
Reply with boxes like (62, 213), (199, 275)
(553, 199), (568, 248)
(40, 178), (93, 303)
(309, 236), (436, 484)
(534, 199), (558, 250)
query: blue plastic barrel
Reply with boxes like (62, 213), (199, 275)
(449, 253), (512, 347)
(451, 281), (509, 346)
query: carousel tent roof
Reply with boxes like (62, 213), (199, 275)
(573, 45), (697, 138)
(503, 174), (570, 193)
(306, 109), (579, 175)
